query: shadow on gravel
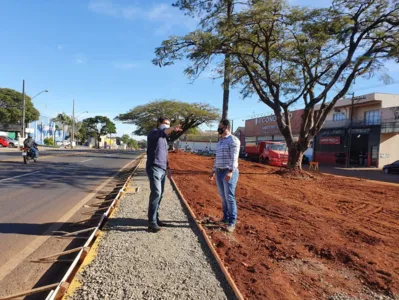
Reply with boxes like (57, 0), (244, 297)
(105, 218), (191, 232)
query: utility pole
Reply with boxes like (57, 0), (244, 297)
(21, 80), (26, 139)
(222, 0), (233, 120)
(72, 99), (75, 148)
(345, 93), (355, 168)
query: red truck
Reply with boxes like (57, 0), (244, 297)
(245, 141), (289, 167)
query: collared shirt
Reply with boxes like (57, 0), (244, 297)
(213, 134), (240, 171)
(146, 128), (168, 170)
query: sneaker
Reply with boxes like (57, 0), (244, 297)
(148, 223), (161, 233)
(225, 225), (236, 233)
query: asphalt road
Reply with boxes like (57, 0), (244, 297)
(0, 149), (140, 275)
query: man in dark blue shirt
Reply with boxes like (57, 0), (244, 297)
(146, 117), (182, 232)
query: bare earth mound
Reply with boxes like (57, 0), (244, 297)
(169, 152), (399, 300)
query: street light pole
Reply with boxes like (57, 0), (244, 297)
(20, 82), (48, 140)
(21, 80), (26, 139)
(72, 99), (75, 147)
(72, 110), (88, 147)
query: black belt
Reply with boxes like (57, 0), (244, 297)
(216, 168), (230, 171)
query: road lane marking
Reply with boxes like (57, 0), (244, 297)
(0, 171), (40, 183)
(80, 159), (93, 163)
(0, 155), (142, 282)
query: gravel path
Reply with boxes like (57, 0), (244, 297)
(68, 160), (234, 300)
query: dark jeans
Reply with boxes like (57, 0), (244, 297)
(30, 148), (38, 158)
(146, 165), (166, 225)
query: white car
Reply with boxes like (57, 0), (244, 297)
(0, 136), (19, 148)
(56, 141), (71, 146)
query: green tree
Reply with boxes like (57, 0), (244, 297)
(115, 100), (220, 143)
(81, 116), (117, 148)
(52, 113), (72, 142)
(154, 0), (399, 170)
(127, 138), (139, 150)
(170, 0), (248, 119)
(121, 134), (131, 145)
(0, 88), (40, 125)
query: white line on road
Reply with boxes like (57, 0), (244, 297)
(0, 155), (141, 282)
(80, 159), (93, 163)
(0, 171), (41, 183)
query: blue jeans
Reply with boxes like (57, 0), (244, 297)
(146, 165), (166, 225)
(215, 168), (239, 226)
(30, 148), (38, 158)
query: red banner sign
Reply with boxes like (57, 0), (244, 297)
(320, 137), (341, 145)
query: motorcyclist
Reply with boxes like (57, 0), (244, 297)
(23, 134), (39, 159)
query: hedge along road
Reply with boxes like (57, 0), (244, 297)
(0, 150), (140, 282)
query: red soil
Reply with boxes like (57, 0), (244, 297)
(169, 152), (399, 300)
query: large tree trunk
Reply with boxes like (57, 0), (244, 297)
(222, 54), (231, 120)
(287, 143), (304, 170)
(287, 140), (309, 170)
(221, 0), (233, 120)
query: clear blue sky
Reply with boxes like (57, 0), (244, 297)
(1, 0), (398, 138)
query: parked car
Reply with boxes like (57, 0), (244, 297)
(383, 160), (399, 174)
(5, 137), (19, 148)
(0, 136), (10, 148)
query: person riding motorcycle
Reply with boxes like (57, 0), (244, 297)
(23, 135), (39, 159)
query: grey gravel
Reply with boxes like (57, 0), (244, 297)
(68, 160), (233, 300)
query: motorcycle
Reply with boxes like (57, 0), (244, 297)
(22, 147), (37, 164)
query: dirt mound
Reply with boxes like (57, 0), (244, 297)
(169, 152), (399, 300)
(272, 168), (318, 180)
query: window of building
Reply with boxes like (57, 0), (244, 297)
(364, 110), (381, 125)
(333, 112), (345, 121)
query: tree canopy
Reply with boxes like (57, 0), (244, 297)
(81, 116), (117, 143)
(115, 100), (220, 142)
(0, 88), (40, 125)
(154, 0), (399, 169)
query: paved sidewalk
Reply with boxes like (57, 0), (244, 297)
(68, 160), (233, 300)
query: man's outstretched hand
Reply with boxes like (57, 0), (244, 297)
(165, 124), (183, 135)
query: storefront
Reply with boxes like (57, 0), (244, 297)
(314, 126), (381, 166)
(243, 93), (399, 168)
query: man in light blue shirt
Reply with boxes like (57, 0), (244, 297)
(210, 119), (240, 233)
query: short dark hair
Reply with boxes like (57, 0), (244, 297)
(220, 119), (230, 127)
(157, 117), (170, 125)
